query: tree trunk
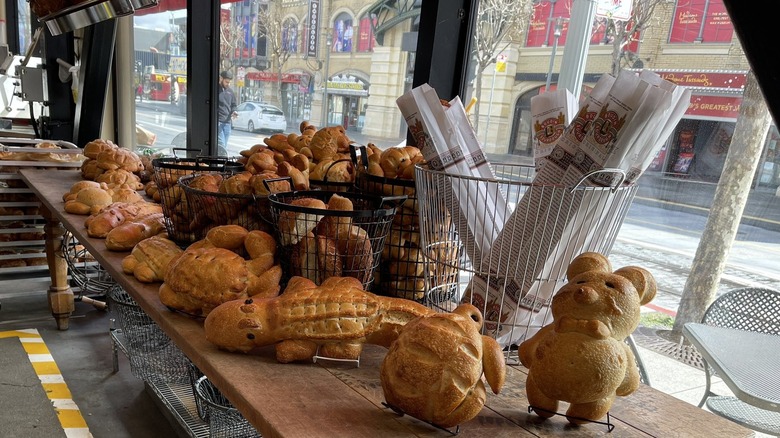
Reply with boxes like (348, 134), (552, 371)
(671, 71), (771, 333)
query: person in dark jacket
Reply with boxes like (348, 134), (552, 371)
(217, 70), (238, 152)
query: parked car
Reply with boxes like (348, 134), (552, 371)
(233, 102), (287, 133)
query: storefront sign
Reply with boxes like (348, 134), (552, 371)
(653, 71), (746, 90)
(325, 75), (368, 96)
(686, 94), (742, 120)
(245, 72), (302, 83)
(596, 0), (632, 20)
(307, 0), (321, 58)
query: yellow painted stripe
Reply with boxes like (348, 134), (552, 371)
(0, 329), (92, 437)
(43, 382), (73, 399)
(32, 361), (62, 375)
(57, 409), (89, 429)
(22, 342), (51, 355)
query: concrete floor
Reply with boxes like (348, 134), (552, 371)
(0, 280), (178, 438)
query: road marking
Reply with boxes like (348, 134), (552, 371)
(634, 195), (780, 226)
(0, 329), (92, 438)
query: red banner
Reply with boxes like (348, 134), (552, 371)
(670, 0), (732, 43)
(245, 72), (302, 83)
(686, 95), (741, 120)
(655, 71), (746, 89)
(526, 1), (569, 47)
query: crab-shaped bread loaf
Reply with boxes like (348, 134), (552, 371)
(518, 252), (657, 425)
(379, 304), (506, 428)
(204, 276), (434, 363)
(159, 225), (282, 316)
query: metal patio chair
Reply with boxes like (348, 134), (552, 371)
(694, 287), (780, 434)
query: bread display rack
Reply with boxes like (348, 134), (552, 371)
(0, 138), (82, 288)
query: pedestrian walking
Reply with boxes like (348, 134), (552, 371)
(217, 70), (237, 154)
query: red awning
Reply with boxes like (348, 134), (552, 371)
(135, 0), (241, 16)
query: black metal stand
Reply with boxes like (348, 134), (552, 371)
(382, 401), (460, 435)
(527, 405), (615, 432)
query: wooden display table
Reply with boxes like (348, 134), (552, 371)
(20, 168), (754, 437)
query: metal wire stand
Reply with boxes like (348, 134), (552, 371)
(415, 163), (638, 349)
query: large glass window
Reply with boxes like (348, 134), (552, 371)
(132, 5), (189, 153)
(215, 0), (410, 156)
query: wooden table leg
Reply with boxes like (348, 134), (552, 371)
(42, 205), (74, 330)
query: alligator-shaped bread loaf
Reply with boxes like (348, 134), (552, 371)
(204, 276), (434, 363)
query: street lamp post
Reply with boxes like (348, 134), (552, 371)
(545, 17), (566, 91)
(321, 34), (332, 127)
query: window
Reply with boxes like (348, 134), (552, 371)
(133, 5), (189, 150)
(669, 0), (734, 43)
(356, 14), (376, 53)
(282, 18), (299, 53)
(333, 12), (354, 53)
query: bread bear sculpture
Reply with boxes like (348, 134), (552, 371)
(204, 275), (434, 363)
(380, 304), (506, 428)
(518, 252), (657, 425)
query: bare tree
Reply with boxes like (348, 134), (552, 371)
(219, 16), (245, 73)
(257, 7), (295, 114)
(471, 0), (533, 133)
(672, 71), (772, 333)
(599, 0), (671, 76)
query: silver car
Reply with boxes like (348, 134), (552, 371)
(233, 102), (288, 133)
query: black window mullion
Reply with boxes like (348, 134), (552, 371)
(187, 1), (221, 157)
(413, 0), (476, 100)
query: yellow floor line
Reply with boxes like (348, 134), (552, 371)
(0, 329), (93, 438)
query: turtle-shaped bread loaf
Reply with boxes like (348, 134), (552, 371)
(379, 304), (506, 428)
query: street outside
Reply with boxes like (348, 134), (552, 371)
(136, 102), (780, 317)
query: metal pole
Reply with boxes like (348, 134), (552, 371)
(545, 18), (564, 91)
(321, 34), (331, 127)
(557, 0), (596, 101)
(115, 16), (136, 150)
(484, 60), (497, 145)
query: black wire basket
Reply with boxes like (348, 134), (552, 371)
(354, 150), (423, 301)
(152, 149), (244, 246)
(193, 375), (260, 438)
(268, 190), (405, 291)
(107, 285), (191, 384)
(178, 172), (276, 242)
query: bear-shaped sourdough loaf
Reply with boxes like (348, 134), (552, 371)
(518, 252), (656, 425)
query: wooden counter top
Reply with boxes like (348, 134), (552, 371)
(19, 168), (755, 437)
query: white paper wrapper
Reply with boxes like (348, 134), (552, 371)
(473, 70), (690, 346)
(397, 84), (508, 267)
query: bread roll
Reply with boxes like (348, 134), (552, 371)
(105, 212), (166, 251)
(122, 235), (183, 283)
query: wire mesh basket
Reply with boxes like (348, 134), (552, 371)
(193, 375), (261, 438)
(355, 166), (422, 301)
(268, 190), (405, 291)
(107, 284), (191, 384)
(62, 230), (115, 297)
(152, 149), (244, 246)
(415, 163), (638, 348)
(178, 172), (276, 242)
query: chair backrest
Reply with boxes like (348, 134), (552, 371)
(702, 287), (780, 335)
